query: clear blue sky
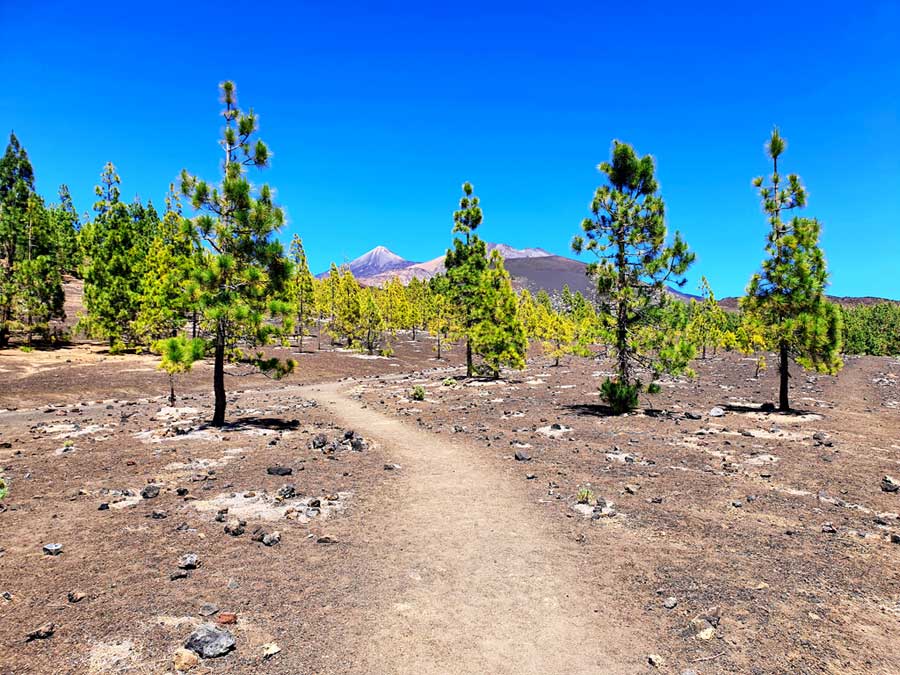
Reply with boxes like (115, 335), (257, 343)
(2, 1), (898, 298)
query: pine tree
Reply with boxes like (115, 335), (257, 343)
(405, 276), (428, 340)
(741, 128), (842, 410)
(0, 132), (37, 347)
(426, 275), (457, 360)
(50, 185), (80, 275)
(287, 235), (315, 352)
(470, 251), (527, 377)
(135, 186), (197, 342)
(333, 268), (361, 346)
(380, 276), (410, 337)
(445, 182), (490, 377)
(179, 81), (295, 426)
(81, 164), (156, 351)
(11, 194), (65, 344)
(686, 277), (728, 359)
(572, 141), (695, 412)
(359, 287), (387, 355)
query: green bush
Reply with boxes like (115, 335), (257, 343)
(411, 385), (426, 401)
(576, 487), (594, 504)
(600, 378), (640, 414)
(0, 476), (8, 500)
(442, 377), (458, 387)
(647, 382), (661, 395)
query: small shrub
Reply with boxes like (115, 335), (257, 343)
(380, 345), (394, 357)
(411, 385), (426, 401)
(600, 378), (640, 414)
(647, 382), (661, 395)
(19, 346), (34, 353)
(576, 487), (594, 504)
(0, 476), (7, 500)
(442, 377), (458, 387)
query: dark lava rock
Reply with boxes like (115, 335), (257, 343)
(184, 623), (235, 658)
(277, 484), (296, 499)
(98, 503), (110, 511)
(141, 485), (160, 499)
(266, 466), (292, 477)
(310, 434), (328, 450)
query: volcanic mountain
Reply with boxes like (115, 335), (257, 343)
(321, 243), (705, 300)
(316, 245), (418, 279)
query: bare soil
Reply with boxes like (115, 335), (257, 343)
(1, 337), (899, 674)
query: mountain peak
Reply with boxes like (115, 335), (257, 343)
(343, 245), (418, 278)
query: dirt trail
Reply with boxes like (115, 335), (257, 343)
(304, 380), (649, 675)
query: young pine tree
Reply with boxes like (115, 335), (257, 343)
(572, 141), (695, 413)
(741, 128), (842, 410)
(470, 251), (527, 377)
(135, 186), (197, 342)
(179, 81), (295, 426)
(155, 336), (205, 406)
(287, 235), (315, 352)
(359, 287), (387, 355)
(686, 277), (728, 359)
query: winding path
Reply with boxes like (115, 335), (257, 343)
(303, 380), (648, 674)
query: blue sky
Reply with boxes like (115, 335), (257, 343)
(2, 1), (898, 298)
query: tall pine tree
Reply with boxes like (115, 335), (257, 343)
(287, 235), (315, 352)
(572, 141), (695, 412)
(180, 81), (294, 426)
(741, 128), (842, 410)
(444, 182), (488, 377)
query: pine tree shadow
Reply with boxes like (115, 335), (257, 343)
(722, 403), (816, 417)
(222, 417), (300, 432)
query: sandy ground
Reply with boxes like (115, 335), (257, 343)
(1, 338), (899, 674)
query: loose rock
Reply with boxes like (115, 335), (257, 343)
(26, 622), (55, 641)
(141, 484), (160, 499)
(43, 543), (63, 556)
(184, 623), (235, 658)
(173, 647), (200, 671)
(266, 466), (292, 476)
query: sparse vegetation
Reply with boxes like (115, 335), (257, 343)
(411, 385), (426, 401)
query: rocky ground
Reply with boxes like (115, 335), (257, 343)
(1, 337), (899, 674)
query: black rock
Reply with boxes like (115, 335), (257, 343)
(184, 623), (235, 658)
(267, 466), (292, 477)
(141, 485), (160, 499)
(176, 487), (189, 497)
(685, 412), (702, 420)
(277, 484), (296, 499)
(98, 503), (110, 511)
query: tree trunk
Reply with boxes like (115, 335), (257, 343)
(616, 225), (629, 385)
(169, 376), (176, 407)
(436, 333), (442, 360)
(211, 319), (226, 427)
(192, 309), (198, 339)
(778, 342), (790, 411)
(466, 340), (473, 377)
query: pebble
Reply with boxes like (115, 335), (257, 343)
(882, 476), (900, 493)
(514, 450), (531, 461)
(224, 520), (245, 537)
(648, 654), (666, 668)
(822, 522), (838, 534)
(67, 591), (86, 603)
(199, 603), (219, 617)
(709, 407), (725, 417)
(262, 642), (281, 658)
(172, 647), (200, 671)
(664, 597), (677, 609)
(215, 612), (237, 625)
(43, 543), (63, 556)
